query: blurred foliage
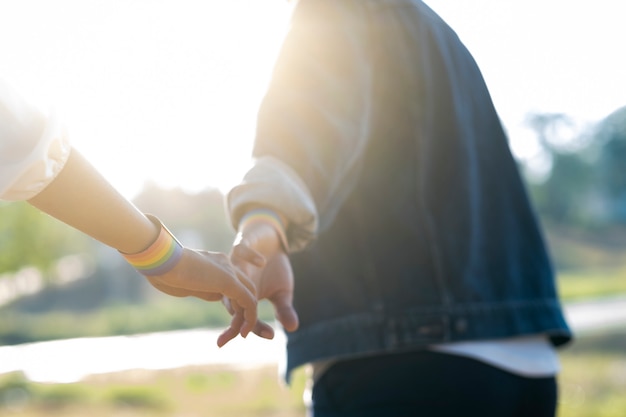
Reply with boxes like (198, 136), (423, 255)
(526, 107), (626, 228)
(0, 366), (308, 417)
(595, 105), (626, 224)
(0, 184), (234, 278)
(104, 386), (171, 410)
(557, 269), (626, 301)
(0, 296), (276, 345)
(0, 201), (93, 276)
(131, 183), (236, 252)
(35, 384), (92, 409)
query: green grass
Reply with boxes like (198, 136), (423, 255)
(545, 224), (626, 301)
(0, 365), (307, 417)
(557, 267), (626, 301)
(557, 329), (626, 417)
(558, 353), (626, 417)
(103, 386), (171, 410)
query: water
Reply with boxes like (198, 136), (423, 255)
(0, 328), (286, 383)
(563, 295), (626, 334)
(2, 296), (626, 384)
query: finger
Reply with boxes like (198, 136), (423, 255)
(217, 311), (245, 348)
(217, 325), (240, 348)
(219, 281), (257, 322)
(177, 251), (258, 319)
(232, 269), (260, 333)
(270, 292), (299, 332)
(249, 319), (275, 340)
(231, 243), (266, 267)
(215, 264), (259, 325)
(228, 299), (256, 338)
(275, 305), (299, 332)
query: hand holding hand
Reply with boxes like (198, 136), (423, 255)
(120, 215), (265, 338)
(218, 214), (299, 347)
(146, 247), (264, 337)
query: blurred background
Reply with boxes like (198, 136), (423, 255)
(1, 0), (625, 416)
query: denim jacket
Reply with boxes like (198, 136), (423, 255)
(228, 0), (572, 380)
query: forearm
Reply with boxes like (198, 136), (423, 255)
(27, 148), (158, 254)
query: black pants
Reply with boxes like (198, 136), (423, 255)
(311, 350), (557, 417)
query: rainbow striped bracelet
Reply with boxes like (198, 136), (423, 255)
(120, 214), (184, 276)
(238, 208), (289, 251)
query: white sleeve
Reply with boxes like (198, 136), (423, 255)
(226, 156), (318, 253)
(0, 79), (71, 201)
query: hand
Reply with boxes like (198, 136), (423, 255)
(218, 221), (299, 347)
(146, 247), (264, 337)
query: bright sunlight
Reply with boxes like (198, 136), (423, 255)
(0, 0), (290, 198)
(2, 0), (625, 197)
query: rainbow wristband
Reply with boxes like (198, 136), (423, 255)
(121, 214), (184, 276)
(239, 208), (289, 251)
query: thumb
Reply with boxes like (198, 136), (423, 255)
(271, 293), (299, 332)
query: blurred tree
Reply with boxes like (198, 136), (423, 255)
(526, 112), (572, 153)
(530, 152), (594, 226)
(0, 202), (92, 277)
(131, 183), (235, 252)
(594, 106), (626, 224)
(524, 112), (595, 227)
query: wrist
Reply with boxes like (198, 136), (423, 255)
(120, 214), (184, 276)
(238, 208), (289, 252)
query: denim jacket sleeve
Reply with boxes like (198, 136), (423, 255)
(247, 2), (374, 236)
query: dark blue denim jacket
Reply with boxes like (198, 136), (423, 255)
(252, 0), (572, 379)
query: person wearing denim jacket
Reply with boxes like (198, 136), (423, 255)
(224, 0), (572, 415)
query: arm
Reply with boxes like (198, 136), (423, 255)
(228, 4), (373, 260)
(29, 150), (261, 332)
(1, 78), (260, 337)
(247, 5), (373, 233)
(28, 149), (159, 254)
(221, 5), (373, 344)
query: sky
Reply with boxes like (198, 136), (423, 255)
(1, 0), (625, 198)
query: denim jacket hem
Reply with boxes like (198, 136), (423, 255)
(284, 298), (571, 382)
